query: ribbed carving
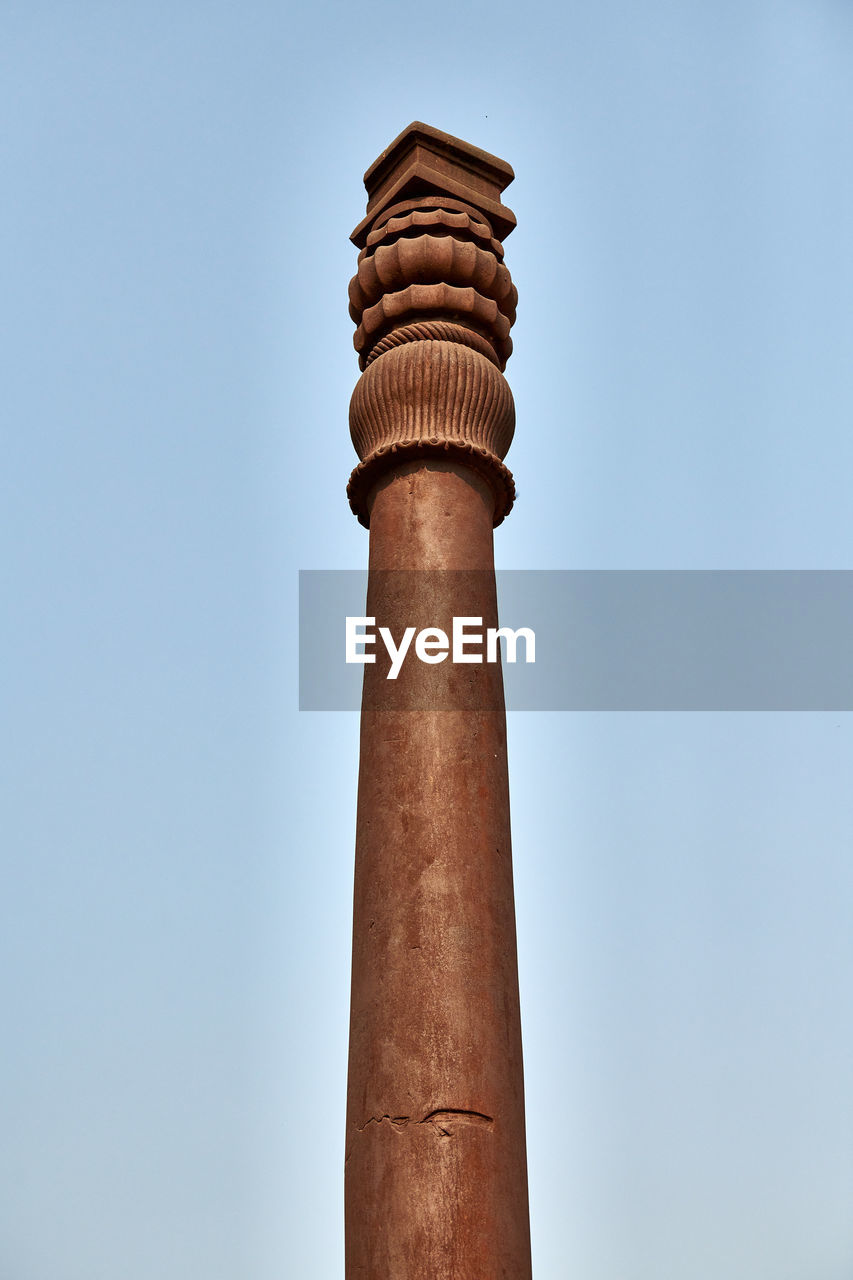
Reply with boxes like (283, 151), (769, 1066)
(365, 321), (500, 369)
(347, 341), (515, 527)
(350, 341), (514, 461)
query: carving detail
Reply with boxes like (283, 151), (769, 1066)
(349, 235), (516, 326)
(348, 341), (516, 527)
(353, 282), (513, 371)
(347, 439), (516, 530)
(365, 321), (500, 369)
(350, 340), (514, 459)
(348, 204), (517, 373)
(347, 125), (518, 527)
(360, 201), (505, 261)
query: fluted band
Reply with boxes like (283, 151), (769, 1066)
(347, 340), (516, 527)
(364, 321), (500, 369)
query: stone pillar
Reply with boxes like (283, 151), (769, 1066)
(344, 123), (531, 1279)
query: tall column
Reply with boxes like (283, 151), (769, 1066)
(344, 123), (531, 1279)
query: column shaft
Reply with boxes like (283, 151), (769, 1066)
(345, 463), (531, 1278)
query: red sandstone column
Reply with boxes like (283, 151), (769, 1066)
(344, 123), (531, 1279)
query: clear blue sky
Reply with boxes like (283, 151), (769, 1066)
(3, 2), (853, 1276)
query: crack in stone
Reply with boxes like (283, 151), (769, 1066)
(421, 1109), (494, 1137)
(356, 1114), (411, 1133)
(353, 1108), (494, 1139)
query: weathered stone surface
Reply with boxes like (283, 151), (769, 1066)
(345, 126), (531, 1279)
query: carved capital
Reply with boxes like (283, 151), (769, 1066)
(347, 123), (518, 527)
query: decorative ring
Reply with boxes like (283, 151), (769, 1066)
(364, 321), (501, 369)
(347, 438), (516, 529)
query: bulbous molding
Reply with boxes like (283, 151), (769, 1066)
(347, 340), (515, 528)
(350, 340), (515, 460)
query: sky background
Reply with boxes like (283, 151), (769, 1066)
(2, 1), (853, 1276)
